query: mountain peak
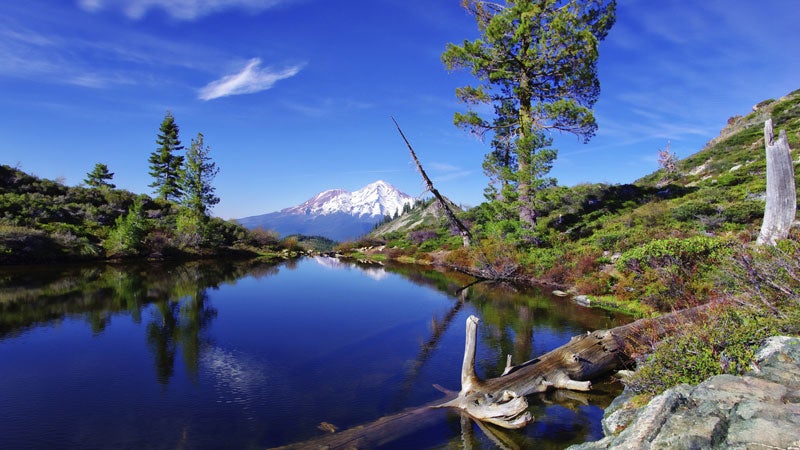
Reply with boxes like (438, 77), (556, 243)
(236, 181), (416, 241)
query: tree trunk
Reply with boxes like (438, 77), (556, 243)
(392, 117), (472, 247)
(273, 306), (710, 449)
(757, 118), (797, 246)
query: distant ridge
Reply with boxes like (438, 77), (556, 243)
(236, 180), (416, 242)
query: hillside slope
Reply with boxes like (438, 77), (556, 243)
(531, 89), (800, 252)
(0, 165), (267, 263)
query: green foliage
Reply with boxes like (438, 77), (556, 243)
(149, 111), (185, 202)
(613, 236), (735, 310)
(617, 236), (735, 273)
(84, 163), (115, 189)
(175, 208), (203, 249)
(627, 306), (795, 395)
(1, 151), (286, 263)
(105, 197), (149, 256)
(181, 132), (220, 218)
(292, 235), (337, 252)
(442, 0), (616, 228)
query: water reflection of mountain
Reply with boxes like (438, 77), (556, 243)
(313, 256), (389, 280)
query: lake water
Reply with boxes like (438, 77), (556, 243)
(0, 257), (632, 449)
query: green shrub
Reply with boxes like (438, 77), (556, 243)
(627, 306), (787, 395)
(670, 201), (719, 222)
(615, 237), (736, 310)
(104, 197), (149, 256)
(617, 236), (734, 273)
(723, 201), (763, 224)
(175, 209), (202, 249)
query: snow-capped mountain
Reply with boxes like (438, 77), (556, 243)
(282, 180), (414, 218)
(237, 181), (416, 242)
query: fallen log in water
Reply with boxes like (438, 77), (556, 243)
(274, 305), (710, 449)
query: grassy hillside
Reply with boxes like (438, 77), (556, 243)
(532, 89), (799, 249)
(0, 164), (294, 264)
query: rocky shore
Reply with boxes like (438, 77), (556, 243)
(569, 336), (800, 450)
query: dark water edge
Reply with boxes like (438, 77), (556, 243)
(0, 257), (633, 449)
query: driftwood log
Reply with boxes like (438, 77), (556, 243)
(274, 306), (710, 449)
(757, 118), (797, 246)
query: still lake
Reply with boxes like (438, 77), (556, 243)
(0, 257), (632, 449)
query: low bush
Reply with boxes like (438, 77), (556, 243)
(104, 197), (149, 257)
(615, 237), (735, 310)
(626, 305), (795, 395)
(617, 236), (734, 274)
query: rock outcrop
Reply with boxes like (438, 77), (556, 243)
(570, 336), (800, 450)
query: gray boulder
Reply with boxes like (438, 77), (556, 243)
(569, 336), (800, 450)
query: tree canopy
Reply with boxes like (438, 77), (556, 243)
(84, 163), (115, 189)
(148, 111), (185, 202)
(443, 0), (616, 231)
(182, 132), (220, 218)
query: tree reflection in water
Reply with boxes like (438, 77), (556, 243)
(0, 259), (276, 384)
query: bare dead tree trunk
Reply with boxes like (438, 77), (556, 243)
(392, 117), (472, 247)
(757, 118), (797, 246)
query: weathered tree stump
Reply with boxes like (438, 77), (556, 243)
(757, 118), (797, 246)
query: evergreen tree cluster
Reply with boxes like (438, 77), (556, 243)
(146, 111), (220, 217)
(57, 111), (231, 258)
(84, 111), (221, 223)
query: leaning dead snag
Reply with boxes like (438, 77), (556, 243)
(757, 118), (797, 246)
(392, 117), (473, 247)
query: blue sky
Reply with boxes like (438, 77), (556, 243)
(1, 0), (798, 220)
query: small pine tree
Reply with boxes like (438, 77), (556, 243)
(149, 111), (185, 202)
(84, 163), (115, 189)
(182, 132), (220, 218)
(105, 196), (149, 255)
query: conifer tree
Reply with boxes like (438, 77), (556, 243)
(182, 132), (220, 218)
(443, 0), (616, 230)
(84, 163), (115, 189)
(148, 111), (184, 202)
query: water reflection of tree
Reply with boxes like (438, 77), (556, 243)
(0, 259), (279, 384)
(147, 300), (179, 384)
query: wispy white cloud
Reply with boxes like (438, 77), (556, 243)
(198, 58), (303, 101)
(77, 0), (296, 20)
(0, 12), (225, 89)
(429, 162), (460, 172)
(428, 161), (472, 183)
(283, 97), (372, 118)
(434, 170), (473, 183)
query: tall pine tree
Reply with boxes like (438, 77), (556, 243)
(443, 0), (616, 231)
(149, 111), (184, 202)
(182, 132), (220, 218)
